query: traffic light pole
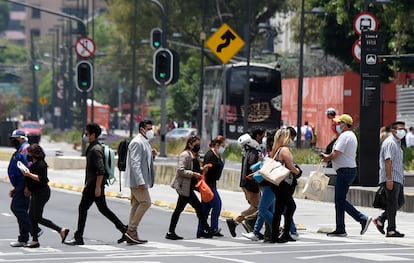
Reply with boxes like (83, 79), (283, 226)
(150, 0), (168, 157)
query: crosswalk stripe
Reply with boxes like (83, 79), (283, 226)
(80, 245), (125, 251)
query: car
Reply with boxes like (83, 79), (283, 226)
(165, 128), (198, 141)
(18, 121), (42, 144)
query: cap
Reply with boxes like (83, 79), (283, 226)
(333, 114), (353, 125)
(10, 129), (27, 139)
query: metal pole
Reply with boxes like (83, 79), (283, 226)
(197, 0), (206, 136)
(129, 0), (138, 138)
(150, 0), (168, 157)
(30, 30), (38, 121)
(243, 0), (252, 132)
(296, 0), (305, 148)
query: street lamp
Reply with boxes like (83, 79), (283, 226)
(296, 2), (325, 148)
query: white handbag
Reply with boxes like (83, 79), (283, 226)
(259, 156), (291, 186)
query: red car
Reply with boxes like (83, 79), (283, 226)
(18, 121), (42, 144)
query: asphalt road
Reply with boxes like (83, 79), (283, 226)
(2, 182), (414, 263)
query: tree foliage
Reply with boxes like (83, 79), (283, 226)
(0, 2), (9, 33)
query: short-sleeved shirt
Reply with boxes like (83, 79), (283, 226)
(379, 134), (404, 185)
(332, 130), (357, 171)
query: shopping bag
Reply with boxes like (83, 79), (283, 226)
(373, 185), (387, 210)
(195, 163), (214, 202)
(259, 157), (290, 186)
(302, 164), (330, 200)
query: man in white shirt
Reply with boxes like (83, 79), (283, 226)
(321, 114), (372, 237)
(405, 127), (414, 147)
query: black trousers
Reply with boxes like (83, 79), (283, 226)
(29, 186), (62, 242)
(74, 185), (126, 240)
(168, 190), (210, 233)
(271, 181), (296, 239)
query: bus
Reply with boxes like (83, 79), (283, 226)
(202, 62), (282, 142)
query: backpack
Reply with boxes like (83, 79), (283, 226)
(305, 127), (313, 140)
(102, 144), (116, 185)
(117, 139), (130, 172)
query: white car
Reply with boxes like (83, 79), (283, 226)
(165, 128), (198, 141)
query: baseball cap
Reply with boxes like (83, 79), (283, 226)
(333, 114), (353, 125)
(10, 129), (27, 139)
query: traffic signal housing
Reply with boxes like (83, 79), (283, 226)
(153, 48), (173, 85)
(76, 60), (93, 92)
(150, 28), (162, 50)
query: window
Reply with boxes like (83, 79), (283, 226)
(32, 9), (40, 19)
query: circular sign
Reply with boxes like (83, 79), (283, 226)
(39, 97), (47, 105)
(75, 37), (96, 59)
(352, 39), (361, 63)
(353, 12), (378, 36)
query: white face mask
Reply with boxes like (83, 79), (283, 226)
(395, 129), (406, 140)
(336, 124), (342, 134)
(82, 134), (90, 143)
(146, 129), (154, 140)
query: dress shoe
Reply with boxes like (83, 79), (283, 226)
(9, 241), (27, 247)
(165, 232), (183, 240)
(196, 231), (213, 238)
(226, 219), (237, 237)
(64, 238), (84, 246)
(61, 229), (70, 243)
(25, 241), (40, 248)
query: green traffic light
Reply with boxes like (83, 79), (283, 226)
(81, 81), (88, 86)
(159, 72), (166, 78)
(154, 41), (160, 48)
(33, 64), (40, 70)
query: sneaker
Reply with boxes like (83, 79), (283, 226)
(212, 228), (224, 237)
(242, 232), (260, 241)
(165, 232), (183, 240)
(386, 230), (405, 238)
(9, 241), (27, 247)
(290, 233), (300, 240)
(360, 216), (372, 235)
(117, 234), (127, 243)
(196, 230), (213, 238)
(64, 238), (84, 246)
(327, 231), (347, 237)
(226, 219), (237, 237)
(125, 229), (145, 244)
(373, 218), (385, 235)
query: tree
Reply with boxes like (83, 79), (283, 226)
(0, 2), (9, 34)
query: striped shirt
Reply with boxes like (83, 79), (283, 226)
(379, 134), (404, 185)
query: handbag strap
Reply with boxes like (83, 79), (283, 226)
(316, 162), (326, 174)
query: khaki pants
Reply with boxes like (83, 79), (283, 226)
(128, 187), (151, 231)
(234, 187), (261, 224)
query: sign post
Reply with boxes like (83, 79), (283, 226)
(357, 11), (381, 186)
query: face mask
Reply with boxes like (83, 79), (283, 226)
(336, 125), (342, 134)
(193, 144), (200, 153)
(395, 129), (406, 140)
(218, 146), (225, 154)
(146, 130), (154, 140)
(82, 134), (90, 143)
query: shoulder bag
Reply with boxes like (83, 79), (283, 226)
(259, 149), (290, 186)
(195, 164), (214, 202)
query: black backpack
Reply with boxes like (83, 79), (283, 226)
(117, 139), (130, 172)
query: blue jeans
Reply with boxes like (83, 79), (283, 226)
(198, 185), (222, 233)
(10, 180), (31, 242)
(334, 168), (367, 232)
(254, 186), (274, 234)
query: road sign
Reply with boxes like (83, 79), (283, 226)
(75, 37), (96, 59)
(352, 39), (361, 63)
(206, 23), (245, 64)
(353, 12), (378, 36)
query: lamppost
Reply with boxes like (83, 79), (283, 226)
(296, 1), (325, 148)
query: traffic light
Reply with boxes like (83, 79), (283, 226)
(33, 64), (40, 71)
(150, 28), (162, 50)
(75, 60), (93, 92)
(153, 48), (173, 85)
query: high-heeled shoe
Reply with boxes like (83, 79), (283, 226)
(61, 229), (70, 243)
(25, 241), (40, 248)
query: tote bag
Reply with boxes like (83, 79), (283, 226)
(302, 164), (330, 200)
(195, 163), (214, 202)
(259, 156), (290, 186)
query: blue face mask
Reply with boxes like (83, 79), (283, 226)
(218, 146), (225, 154)
(336, 124), (342, 134)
